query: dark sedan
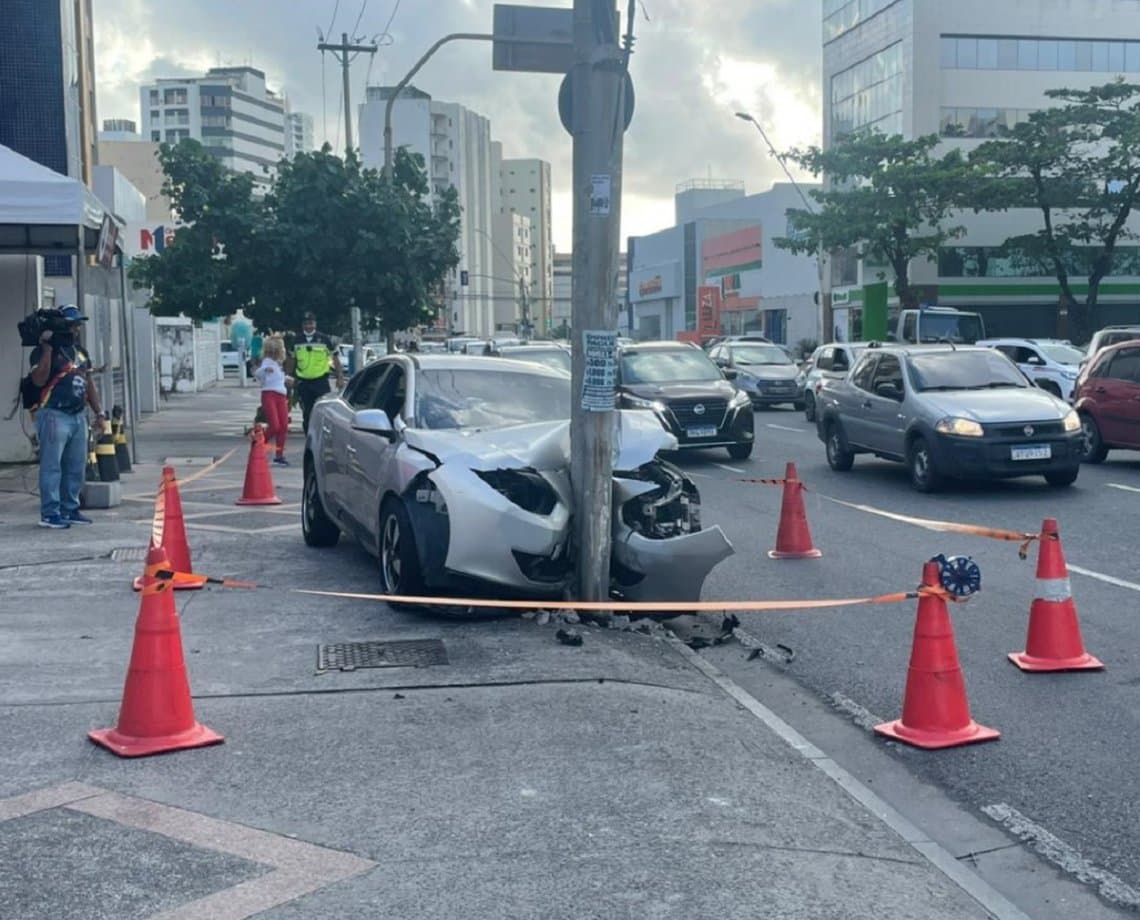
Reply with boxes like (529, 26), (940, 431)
(616, 341), (755, 459)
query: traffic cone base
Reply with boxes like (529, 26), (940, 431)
(1010, 519), (1103, 672)
(769, 461), (821, 560)
(91, 546), (223, 758)
(88, 723), (223, 759)
(875, 561), (999, 750)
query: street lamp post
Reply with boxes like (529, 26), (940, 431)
(735, 111), (827, 347)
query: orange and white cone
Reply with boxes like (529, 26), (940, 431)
(1009, 518), (1103, 672)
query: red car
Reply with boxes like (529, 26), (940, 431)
(1073, 340), (1140, 462)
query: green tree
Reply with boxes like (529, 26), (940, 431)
(774, 131), (971, 309)
(129, 140), (264, 322)
(972, 81), (1140, 344)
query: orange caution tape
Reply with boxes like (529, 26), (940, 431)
(740, 478), (1040, 559)
(150, 568), (258, 590)
(294, 587), (923, 614)
(177, 448), (238, 486)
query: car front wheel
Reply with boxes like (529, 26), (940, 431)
(379, 498), (425, 602)
(302, 459), (339, 547)
(1079, 413), (1109, 463)
(908, 436), (943, 493)
(803, 392), (816, 421)
(825, 421), (855, 472)
(727, 441), (753, 460)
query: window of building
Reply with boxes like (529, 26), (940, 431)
(824, 0), (899, 44)
(151, 131), (161, 142)
(831, 42), (903, 137)
(149, 90), (160, 105)
(946, 36), (1140, 73)
(163, 88), (188, 105)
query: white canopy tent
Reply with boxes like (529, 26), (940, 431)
(0, 144), (137, 460)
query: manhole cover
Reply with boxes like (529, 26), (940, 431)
(110, 547), (148, 562)
(317, 639), (448, 672)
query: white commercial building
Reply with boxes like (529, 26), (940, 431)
(627, 181), (822, 347)
(552, 251), (572, 334)
(285, 111), (314, 159)
(499, 158), (553, 335)
(822, 0), (1140, 338)
(359, 85), (497, 337)
(491, 211), (533, 333)
(139, 67), (286, 189)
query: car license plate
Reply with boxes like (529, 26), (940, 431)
(687, 426), (718, 439)
(1011, 444), (1051, 461)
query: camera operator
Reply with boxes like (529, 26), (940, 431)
(27, 305), (105, 529)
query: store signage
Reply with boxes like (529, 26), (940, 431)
(638, 275), (663, 297)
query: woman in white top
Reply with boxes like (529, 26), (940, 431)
(254, 336), (291, 465)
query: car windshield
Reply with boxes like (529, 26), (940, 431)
(733, 345), (791, 366)
(917, 313), (984, 344)
(909, 351), (1029, 391)
(620, 349), (723, 384)
(501, 348), (572, 373)
(415, 368), (571, 430)
(1038, 342), (1084, 365)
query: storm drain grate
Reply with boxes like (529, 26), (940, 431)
(110, 547), (148, 562)
(317, 639), (449, 672)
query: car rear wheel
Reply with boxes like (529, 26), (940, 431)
(1079, 413), (1109, 463)
(1044, 468), (1079, 488)
(302, 459), (339, 548)
(727, 441), (753, 460)
(908, 436), (943, 493)
(803, 391), (816, 422)
(825, 422), (855, 472)
(379, 497), (425, 602)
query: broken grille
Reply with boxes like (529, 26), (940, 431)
(317, 639), (449, 672)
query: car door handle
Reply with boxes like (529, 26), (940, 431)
(862, 400), (873, 409)
(345, 445), (357, 455)
(321, 425), (332, 435)
(1095, 386), (1108, 394)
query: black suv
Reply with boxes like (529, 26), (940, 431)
(616, 341), (755, 459)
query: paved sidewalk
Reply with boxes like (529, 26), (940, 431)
(0, 383), (1019, 919)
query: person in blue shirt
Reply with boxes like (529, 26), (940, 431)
(27, 305), (105, 529)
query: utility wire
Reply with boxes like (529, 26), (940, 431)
(351, 0), (370, 38)
(325, 0), (342, 38)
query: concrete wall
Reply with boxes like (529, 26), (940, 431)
(0, 257), (42, 462)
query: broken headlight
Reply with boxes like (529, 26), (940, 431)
(619, 461), (702, 539)
(475, 468), (559, 516)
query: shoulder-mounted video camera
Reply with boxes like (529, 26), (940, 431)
(18, 309), (73, 347)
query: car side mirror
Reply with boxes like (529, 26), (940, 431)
(722, 369), (738, 381)
(875, 382), (903, 401)
(352, 408), (395, 439)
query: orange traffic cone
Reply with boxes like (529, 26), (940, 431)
(236, 424), (282, 506)
(1009, 519), (1103, 672)
(133, 467), (206, 591)
(875, 561), (1000, 750)
(768, 462), (821, 559)
(89, 544), (223, 757)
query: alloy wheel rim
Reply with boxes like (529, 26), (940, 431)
(303, 474), (315, 530)
(1080, 417), (1096, 454)
(914, 447), (930, 484)
(381, 515), (402, 591)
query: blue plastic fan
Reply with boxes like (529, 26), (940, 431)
(932, 554), (982, 598)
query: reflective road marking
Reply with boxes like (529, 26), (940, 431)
(1107, 482), (1140, 494)
(767, 424), (806, 433)
(1067, 564), (1140, 593)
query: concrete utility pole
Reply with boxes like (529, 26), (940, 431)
(570, 0), (626, 607)
(318, 32), (378, 371)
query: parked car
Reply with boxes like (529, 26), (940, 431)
(706, 341), (804, 410)
(1081, 325), (1140, 368)
(1072, 339), (1140, 462)
(977, 338), (1084, 400)
(302, 354), (733, 603)
(496, 343), (572, 374)
(816, 344), (1083, 492)
(702, 334), (772, 351)
(615, 341), (755, 459)
(336, 343), (379, 373)
(219, 342), (245, 374)
(800, 342), (870, 422)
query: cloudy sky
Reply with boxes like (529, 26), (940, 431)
(92, 0), (823, 249)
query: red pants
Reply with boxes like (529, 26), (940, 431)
(261, 391), (288, 455)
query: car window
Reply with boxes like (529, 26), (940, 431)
(870, 354), (903, 396)
(817, 347), (834, 371)
(732, 344), (791, 365)
(851, 354), (878, 392)
(709, 346), (725, 362)
(908, 351), (1028, 391)
(345, 364), (389, 409)
(415, 368), (571, 430)
(1106, 348), (1140, 384)
(619, 348), (723, 384)
(372, 365), (407, 420)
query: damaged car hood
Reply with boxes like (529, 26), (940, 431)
(403, 411), (678, 472)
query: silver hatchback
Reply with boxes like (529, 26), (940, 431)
(816, 345), (1084, 491)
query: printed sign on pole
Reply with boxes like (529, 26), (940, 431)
(581, 329), (617, 412)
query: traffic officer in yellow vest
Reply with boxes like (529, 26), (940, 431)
(286, 312), (345, 434)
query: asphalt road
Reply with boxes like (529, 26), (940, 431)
(665, 406), (1140, 914)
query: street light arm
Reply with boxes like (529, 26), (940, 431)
(736, 111), (816, 215)
(384, 32), (494, 179)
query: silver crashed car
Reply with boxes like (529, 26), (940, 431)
(302, 354), (734, 603)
